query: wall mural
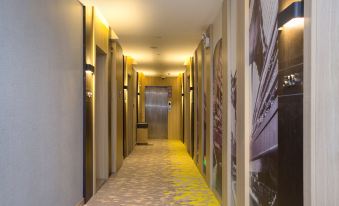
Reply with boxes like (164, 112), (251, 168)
(249, 0), (279, 205)
(212, 39), (223, 196)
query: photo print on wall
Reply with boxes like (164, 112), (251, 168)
(230, 66), (237, 206)
(212, 39), (223, 196)
(249, 0), (279, 205)
(203, 79), (207, 174)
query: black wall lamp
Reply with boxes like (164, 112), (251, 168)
(278, 1), (304, 30)
(85, 64), (94, 74)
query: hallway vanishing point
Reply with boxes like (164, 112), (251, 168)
(86, 140), (219, 206)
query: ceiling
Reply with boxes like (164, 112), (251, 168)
(81, 0), (223, 76)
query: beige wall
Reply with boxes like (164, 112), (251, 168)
(140, 76), (183, 140)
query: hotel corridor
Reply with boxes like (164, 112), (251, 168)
(86, 140), (219, 206)
(1, 0), (338, 205)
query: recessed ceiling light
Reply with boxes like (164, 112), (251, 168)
(150, 46), (158, 49)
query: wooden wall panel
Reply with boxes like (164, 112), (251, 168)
(304, 0), (339, 205)
(111, 41), (124, 172)
(184, 64), (193, 155)
(124, 57), (137, 156)
(236, 0), (250, 205)
(84, 5), (110, 200)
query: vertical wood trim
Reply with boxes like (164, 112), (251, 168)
(194, 49), (199, 164)
(236, 0), (250, 205)
(303, 0), (315, 205)
(222, 0), (230, 205)
(110, 41), (117, 173)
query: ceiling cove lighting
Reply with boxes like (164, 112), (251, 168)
(85, 64), (94, 74)
(184, 57), (192, 66)
(95, 8), (110, 29)
(278, 1), (304, 30)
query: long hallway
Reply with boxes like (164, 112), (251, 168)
(1, 0), (338, 205)
(86, 140), (219, 206)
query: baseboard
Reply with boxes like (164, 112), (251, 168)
(75, 198), (84, 206)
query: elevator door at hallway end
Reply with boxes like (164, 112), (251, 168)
(145, 86), (169, 139)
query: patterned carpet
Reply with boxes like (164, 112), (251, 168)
(86, 139), (220, 206)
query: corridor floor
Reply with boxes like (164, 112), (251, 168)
(86, 140), (220, 206)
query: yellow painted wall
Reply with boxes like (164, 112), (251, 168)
(140, 76), (183, 140)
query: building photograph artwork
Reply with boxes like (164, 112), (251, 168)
(212, 39), (223, 196)
(230, 69), (237, 206)
(249, 0), (279, 205)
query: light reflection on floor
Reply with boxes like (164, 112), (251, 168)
(86, 139), (220, 206)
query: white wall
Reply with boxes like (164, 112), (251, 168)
(0, 0), (84, 205)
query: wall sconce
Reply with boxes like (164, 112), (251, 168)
(190, 87), (194, 91)
(278, 1), (304, 30)
(137, 92), (140, 96)
(85, 64), (94, 74)
(86, 91), (93, 98)
(123, 85), (128, 90)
